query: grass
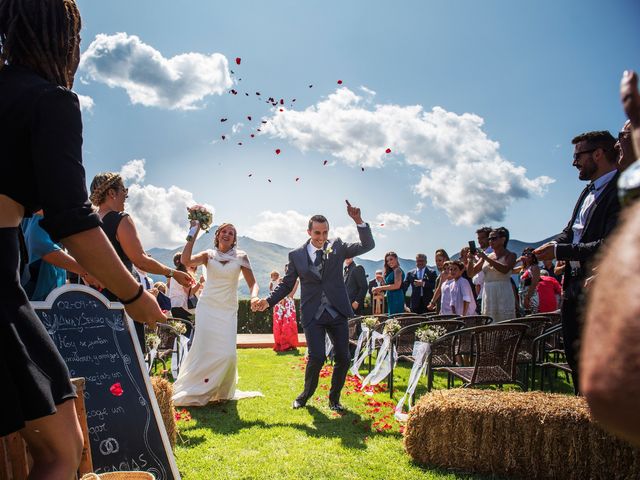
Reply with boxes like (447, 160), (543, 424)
(171, 347), (568, 480)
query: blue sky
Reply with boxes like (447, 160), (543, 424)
(75, 0), (639, 260)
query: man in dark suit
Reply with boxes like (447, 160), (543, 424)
(535, 130), (620, 394)
(402, 253), (437, 314)
(343, 257), (367, 317)
(254, 202), (374, 411)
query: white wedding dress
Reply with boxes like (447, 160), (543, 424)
(172, 249), (262, 406)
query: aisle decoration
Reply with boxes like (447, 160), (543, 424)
(360, 319), (402, 390)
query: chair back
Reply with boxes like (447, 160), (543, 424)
(500, 317), (553, 362)
(424, 320), (465, 367)
(393, 319), (463, 357)
(469, 324), (528, 385)
(455, 316), (493, 357)
(388, 312), (418, 318)
(427, 314), (460, 321)
(528, 311), (561, 326)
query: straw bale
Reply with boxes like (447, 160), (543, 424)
(150, 376), (177, 448)
(404, 389), (640, 479)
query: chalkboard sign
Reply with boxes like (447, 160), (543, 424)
(32, 285), (180, 479)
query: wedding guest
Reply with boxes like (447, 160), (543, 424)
(536, 270), (562, 313)
(403, 253), (437, 314)
(582, 201), (640, 447)
(90, 173), (194, 349)
(427, 248), (450, 312)
(438, 261), (454, 315)
(534, 130), (620, 393)
(269, 270), (280, 291)
(152, 281), (172, 311)
(467, 227), (517, 322)
(368, 269), (385, 314)
(272, 264), (299, 352)
(372, 251), (405, 315)
(20, 210), (102, 300)
(615, 120), (634, 172)
(515, 247), (540, 315)
(449, 260), (476, 316)
(472, 226), (493, 313)
(344, 257), (368, 316)
(0, 0), (165, 476)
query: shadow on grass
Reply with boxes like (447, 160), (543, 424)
(274, 349), (304, 357)
(178, 400), (403, 450)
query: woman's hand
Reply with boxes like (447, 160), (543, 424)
(124, 290), (166, 330)
(372, 286), (382, 294)
(173, 269), (195, 288)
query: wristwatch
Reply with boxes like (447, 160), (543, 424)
(165, 269), (174, 278)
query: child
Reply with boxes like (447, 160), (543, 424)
(269, 270), (280, 291)
(439, 262), (454, 315)
(449, 260), (477, 316)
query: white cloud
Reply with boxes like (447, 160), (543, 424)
(231, 122), (244, 134)
(77, 94), (94, 113)
(118, 159), (214, 248)
(262, 87), (554, 225)
(374, 212), (420, 230)
(80, 32), (232, 110)
(119, 159), (146, 183)
(412, 201), (426, 214)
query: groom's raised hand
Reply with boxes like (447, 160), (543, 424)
(345, 199), (364, 224)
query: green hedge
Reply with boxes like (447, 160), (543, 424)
(236, 298), (301, 334)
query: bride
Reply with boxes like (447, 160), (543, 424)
(172, 221), (261, 406)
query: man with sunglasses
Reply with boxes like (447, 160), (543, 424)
(534, 130), (620, 394)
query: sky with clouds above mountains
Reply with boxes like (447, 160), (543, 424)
(75, 0), (638, 259)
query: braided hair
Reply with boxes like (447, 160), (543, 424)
(0, 0), (82, 88)
(89, 172), (124, 206)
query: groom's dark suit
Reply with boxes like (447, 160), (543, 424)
(267, 225), (374, 405)
(553, 171), (620, 393)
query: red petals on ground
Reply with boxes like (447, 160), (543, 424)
(235, 57), (241, 65)
(110, 383), (123, 396)
(175, 408), (192, 422)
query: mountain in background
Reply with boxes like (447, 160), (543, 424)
(147, 231), (554, 297)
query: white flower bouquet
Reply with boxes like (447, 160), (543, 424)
(383, 318), (401, 336)
(146, 332), (161, 350)
(186, 204), (213, 241)
(416, 325), (447, 343)
(169, 320), (188, 336)
(362, 316), (379, 330)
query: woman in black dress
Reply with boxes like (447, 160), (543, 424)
(0, 1), (165, 478)
(89, 173), (194, 349)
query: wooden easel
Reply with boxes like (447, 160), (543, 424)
(0, 378), (93, 479)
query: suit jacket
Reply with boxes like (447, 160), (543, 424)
(402, 267), (437, 306)
(267, 224), (375, 327)
(554, 171), (620, 286)
(343, 262), (367, 307)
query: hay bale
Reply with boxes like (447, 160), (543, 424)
(150, 376), (176, 448)
(404, 389), (640, 479)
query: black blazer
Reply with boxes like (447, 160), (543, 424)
(402, 267), (437, 305)
(554, 172), (621, 283)
(267, 225), (375, 327)
(344, 262), (367, 307)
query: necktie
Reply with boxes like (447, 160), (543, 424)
(314, 249), (323, 267)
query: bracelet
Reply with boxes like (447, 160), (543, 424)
(119, 285), (144, 305)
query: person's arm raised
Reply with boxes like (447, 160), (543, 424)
(61, 228), (165, 328)
(117, 215), (194, 288)
(180, 221), (209, 268)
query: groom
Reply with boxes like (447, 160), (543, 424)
(253, 201), (374, 411)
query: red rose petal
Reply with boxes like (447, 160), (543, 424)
(280, 99), (284, 105)
(256, 92), (261, 96)
(275, 149), (281, 154)
(268, 179), (272, 183)
(250, 134), (255, 138)
(385, 148), (391, 154)
(295, 177), (300, 182)
(361, 167), (365, 172)
(380, 223), (384, 227)
(247, 116), (252, 121)
(238, 142), (243, 145)
(309, 84), (313, 88)
(337, 80), (343, 84)
(261, 120), (267, 124)
(248, 173), (253, 177)
(221, 135), (226, 140)
(235, 57), (241, 65)
(110, 383), (123, 396)
(204, 378), (209, 383)
(279, 108), (283, 112)
(323, 160), (328, 165)
(221, 118), (227, 122)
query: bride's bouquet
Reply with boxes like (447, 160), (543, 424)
(186, 205), (213, 241)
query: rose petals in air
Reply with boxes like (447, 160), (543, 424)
(256, 92), (261, 96)
(250, 134), (255, 138)
(280, 99), (284, 105)
(361, 167), (365, 172)
(275, 149), (281, 154)
(309, 85), (313, 88)
(230, 89), (237, 95)
(295, 177), (300, 182)
(380, 224), (384, 227)
(247, 116), (252, 121)
(385, 148), (391, 154)
(268, 179), (272, 183)
(248, 174), (253, 177)
(221, 135), (226, 140)
(235, 57), (241, 65)
(323, 160), (328, 165)
(204, 378), (209, 383)
(262, 120), (267, 124)
(279, 109), (283, 112)
(110, 383), (123, 396)
(337, 80), (343, 84)
(221, 118), (227, 122)
(238, 142), (243, 145)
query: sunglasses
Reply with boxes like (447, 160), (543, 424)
(573, 148), (598, 161)
(487, 236), (501, 241)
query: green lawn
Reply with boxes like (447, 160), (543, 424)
(171, 348), (529, 480)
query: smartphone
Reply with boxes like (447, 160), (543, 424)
(468, 240), (477, 254)
(345, 199), (352, 207)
